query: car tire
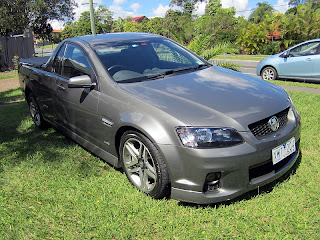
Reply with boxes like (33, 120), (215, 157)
(120, 131), (170, 199)
(261, 67), (278, 81)
(28, 94), (47, 129)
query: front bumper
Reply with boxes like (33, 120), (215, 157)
(158, 120), (301, 204)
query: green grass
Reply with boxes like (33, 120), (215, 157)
(0, 70), (18, 80)
(269, 79), (320, 89)
(212, 54), (270, 61)
(0, 88), (319, 239)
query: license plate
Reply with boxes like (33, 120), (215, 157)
(272, 137), (296, 165)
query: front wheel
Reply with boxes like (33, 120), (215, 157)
(120, 131), (170, 199)
(261, 67), (278, 81)
(28, 94), (47, 129)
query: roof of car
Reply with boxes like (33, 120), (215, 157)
(69, 32), (162, 46)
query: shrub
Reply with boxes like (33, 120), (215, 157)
(215, 60), (241, 72)
(12, 54), (19, 70)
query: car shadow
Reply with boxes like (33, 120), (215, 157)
(0, 101), (112, 177)
(0, 88), (24, 106)
(177, 153), (302, 208)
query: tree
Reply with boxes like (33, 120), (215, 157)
(145, 18), (168, 36)
(248, 2), (274, 24)
(163, 10), (193, 44)
(33, 22), (53, 44)
(0, 0), (76, 36)
(283, 1), (320, 42)
(0, 0), (30, 35)
(112, 18), (125, 32)
(61, 22), (76, 40)
(95, 5), (113, 33)
(170, 0), (206, 15)
(124, 22), (142, 32)
(194, 5), (238, 45)
(205, 0), (222, 16)
(289, 0), (308, 6)
(61, 6), (113, 38)
(236, 22), (268, 54)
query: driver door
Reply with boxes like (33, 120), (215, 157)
(56, 43), (102, 145)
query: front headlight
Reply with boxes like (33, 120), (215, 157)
(176, 127), (244, 148)
(286, 92), (301, 123)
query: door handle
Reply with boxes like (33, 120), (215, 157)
(305, 58), (312, 62)
(57, 84), (65, 91)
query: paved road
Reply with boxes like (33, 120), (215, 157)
(35, 47), (54, 57)
(213, 59), (259, 77)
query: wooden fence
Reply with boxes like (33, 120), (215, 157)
(0, 30), (35, 68)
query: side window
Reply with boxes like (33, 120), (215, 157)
(52, 44), (66, 74)
(290, 42), (320, 57)
(151, 43), (192, 65)
(62, 44), (93, 79)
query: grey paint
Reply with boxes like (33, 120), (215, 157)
(19, 33), (301, 204)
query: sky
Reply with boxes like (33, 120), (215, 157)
(50, 0), (290, 29)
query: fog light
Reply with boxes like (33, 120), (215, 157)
(204, 172), (221, 192)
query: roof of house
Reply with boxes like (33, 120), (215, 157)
(131, 16), (147, 22)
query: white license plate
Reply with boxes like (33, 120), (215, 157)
(272, 137), (296, 165)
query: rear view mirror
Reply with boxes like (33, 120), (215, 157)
(68, 75), (96, 88)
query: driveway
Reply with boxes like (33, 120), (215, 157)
(0, 78), (20, 92)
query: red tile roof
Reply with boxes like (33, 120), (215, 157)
(132, 16), (145, 22)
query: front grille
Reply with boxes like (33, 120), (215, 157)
(249, 108), (289, 138)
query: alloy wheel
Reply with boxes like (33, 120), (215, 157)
(122, 137), (157, 192)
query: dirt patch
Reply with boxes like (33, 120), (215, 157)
(0, 78), (20, 92)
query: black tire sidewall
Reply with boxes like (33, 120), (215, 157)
(28, 94), (45, 128)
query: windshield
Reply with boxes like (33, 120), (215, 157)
(94, 38), (208, 82)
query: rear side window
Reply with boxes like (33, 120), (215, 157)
(52, 43), (66, 74)
(62, 44), (93, 79)
(290, 42), (320, 57)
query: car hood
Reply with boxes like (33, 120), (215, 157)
(119, 66), (290, 130)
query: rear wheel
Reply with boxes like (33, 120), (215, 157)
(261, 67), (278, 81)
(28, 94), (47, 129)
(120, 131), (170, 199)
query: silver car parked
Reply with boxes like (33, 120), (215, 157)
(19, 33), (301, 204)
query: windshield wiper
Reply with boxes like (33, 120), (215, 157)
(120, 64), (211, 83)
(147, 64), (210, 80)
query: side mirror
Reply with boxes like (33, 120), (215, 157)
(68, 75), (96, 89)
(281, 51), (290, 58)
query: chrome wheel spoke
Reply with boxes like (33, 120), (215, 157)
(145, 162), (156, 180)
(125, 159), (138, 168)
(138, 168), (145, 189)
(142, 170), (149, 190)
(122, 137), (158, 193)
(138, 144), (144, 158)
(125, 142), (139, 161)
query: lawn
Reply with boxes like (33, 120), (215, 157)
(0, 70), (18, 80)
(0, 88), (319, 239)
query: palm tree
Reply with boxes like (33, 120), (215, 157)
(249, 2), (274, 24)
